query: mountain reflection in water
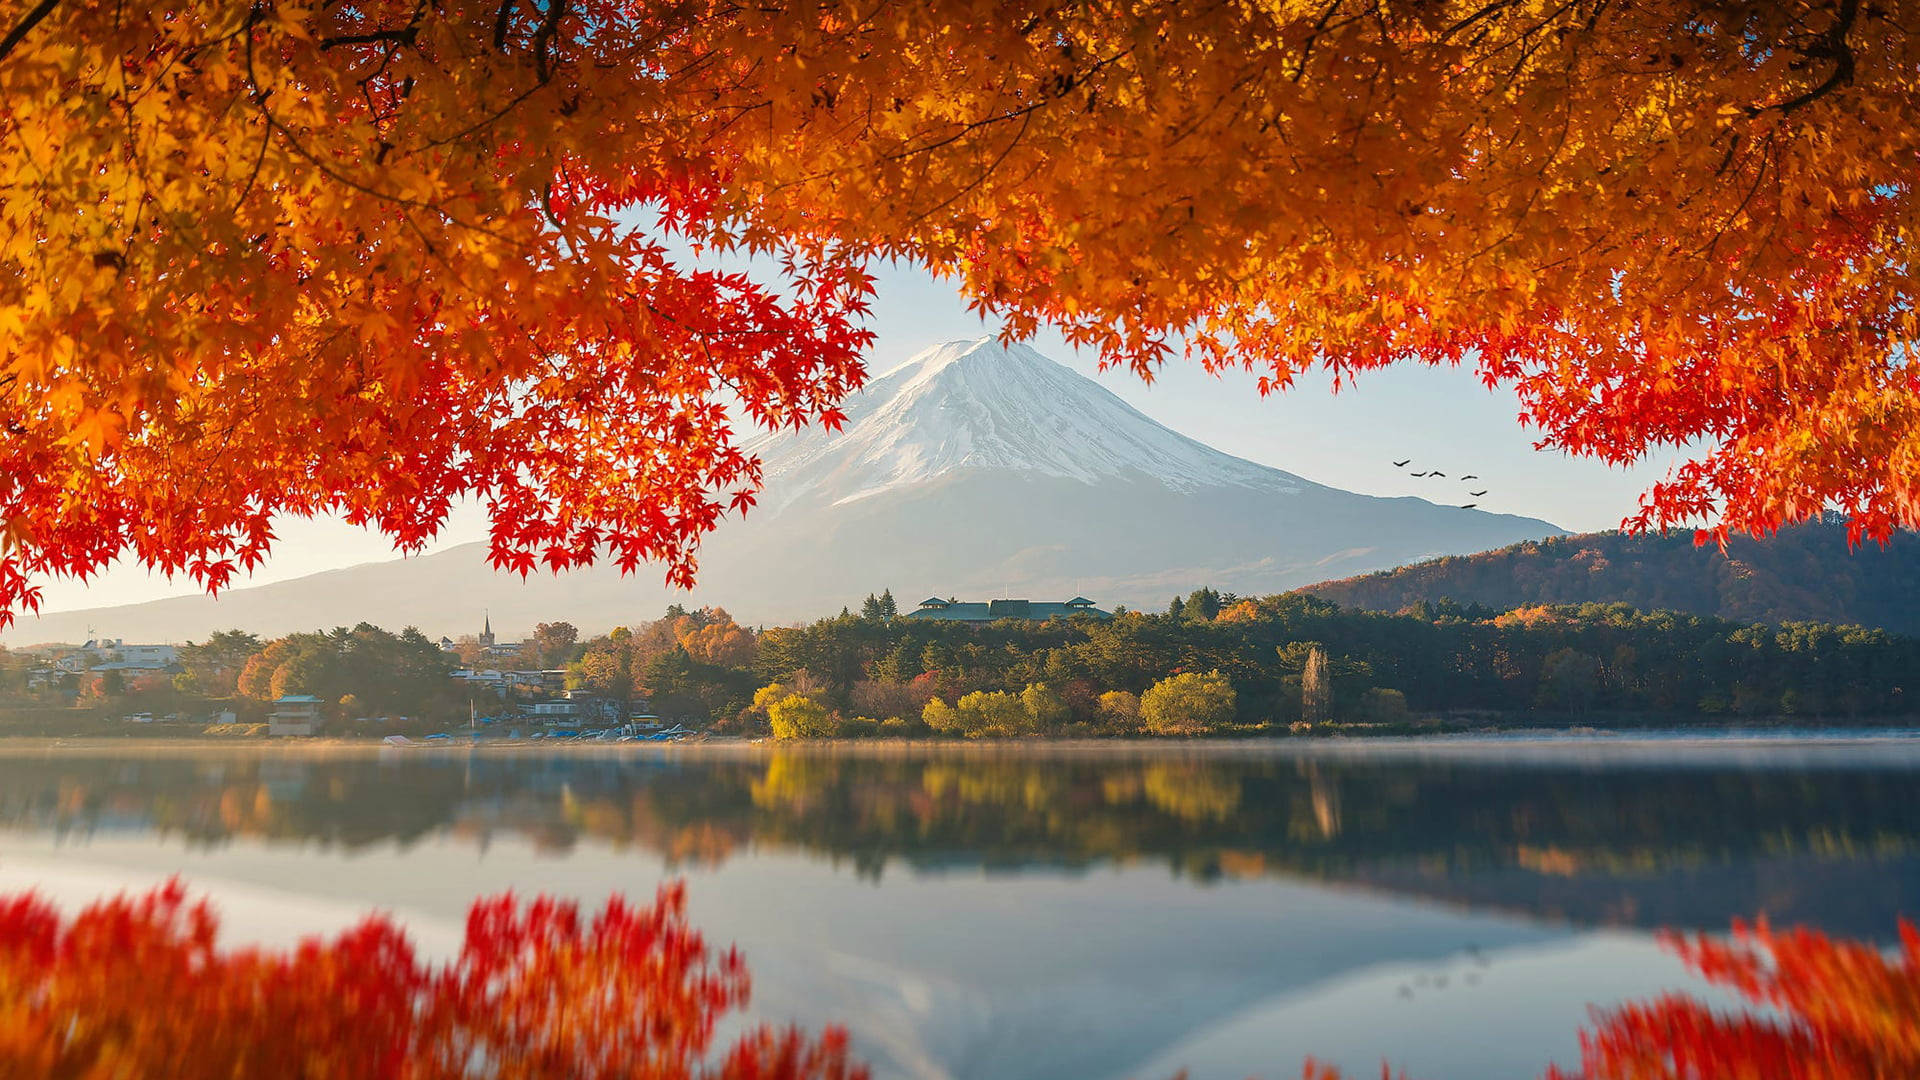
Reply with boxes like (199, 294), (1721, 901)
(3, 742), (1918, 937)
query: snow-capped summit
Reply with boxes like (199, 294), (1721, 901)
(749, 338), (1304, 512)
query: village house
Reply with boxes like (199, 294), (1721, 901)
(268, 694), (323, 737)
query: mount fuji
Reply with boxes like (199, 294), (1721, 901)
(7, 338), (1562, 642)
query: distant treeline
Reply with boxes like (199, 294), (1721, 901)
(6, 587), (1914, 735)
(727, 591), (1915, 734)
(1299, 517), (1920, 635)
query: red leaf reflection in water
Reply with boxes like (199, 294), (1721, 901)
(0, 879), (865, 1080)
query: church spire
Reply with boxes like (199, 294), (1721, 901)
(480, 610), (494, 648)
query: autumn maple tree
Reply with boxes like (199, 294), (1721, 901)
(0, 0), (1914, 621)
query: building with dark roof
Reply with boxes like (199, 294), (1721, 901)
(901, 596), (1110, 623)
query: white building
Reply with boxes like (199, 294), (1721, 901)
(46, 639), (179, 673)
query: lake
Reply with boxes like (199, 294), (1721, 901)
(2, 735), (1917, 1079)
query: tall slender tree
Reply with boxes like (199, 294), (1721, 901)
(1301, 645), (1332, 727)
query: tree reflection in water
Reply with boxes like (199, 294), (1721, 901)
(2, 748), (1918, 1074)
(2, 748), (1917, 935)
(0, 878), (863, 1079)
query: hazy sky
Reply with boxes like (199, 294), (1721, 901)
(32, 263), (1677, 614)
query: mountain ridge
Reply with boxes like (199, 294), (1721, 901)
(6, 338), (1565, 644)
(1297, 520), (1920, 634)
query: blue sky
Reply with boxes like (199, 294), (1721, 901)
(33, 263), (1677, 613)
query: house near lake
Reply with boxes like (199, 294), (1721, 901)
(901, 596), (1111, 623)
(269, 694), (323, 737)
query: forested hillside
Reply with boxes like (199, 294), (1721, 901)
(1298, 520), (1920, 635)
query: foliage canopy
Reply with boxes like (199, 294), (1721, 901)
(2, 0), (1915, 621)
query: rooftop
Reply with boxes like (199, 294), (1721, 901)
(901, 596), (1109, 623)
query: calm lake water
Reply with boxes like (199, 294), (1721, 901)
(3, 735), (1918, 1079)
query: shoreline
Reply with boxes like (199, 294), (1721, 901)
(4, 727), (1920, 763)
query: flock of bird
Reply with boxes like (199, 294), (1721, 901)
(1391, 459), (1488, 508)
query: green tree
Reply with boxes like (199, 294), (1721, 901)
(1357, 687), (1411, 723)
(878, 589), (898, 619)
(1181, 587), (1223, 622)
(1020, 682), (1070, 732)
(1538, 648), (1601, 712)
(1140, 671), (1236, 736)
(178, 629), (263, 697)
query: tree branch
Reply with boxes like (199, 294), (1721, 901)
(1766, 0), (1860, 115)
(0, 0), (63, 65)
(320, 27), (418, 50)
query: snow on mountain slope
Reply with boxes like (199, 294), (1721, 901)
(747, 338), (1305, 512)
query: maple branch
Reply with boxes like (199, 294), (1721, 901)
(492, 0), (516, 51)
(1765, 0), (1859, 115)
(320, 27), (418, 50)
(530, 0), (566, 82)
(0, 0), (61, 65)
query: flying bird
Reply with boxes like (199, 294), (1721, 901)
(1410, 471), (1430, 477)
(1460, 474), (1479, 480)
(1392, 459), (1411, 467)
(1470, 490), (1488, 497)
(1459, 503), (1477, 509)
(1429, 471), (1448, 478)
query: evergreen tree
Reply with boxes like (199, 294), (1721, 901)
(878, 589), (898, 618)
(861, 593), (885, 620)
(1184, 587), (1223, 621)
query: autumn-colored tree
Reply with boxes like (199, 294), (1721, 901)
(920, 690), (1039, 738)
(767, 692), (836, 740)
(1300, 647), (1332, 726)
(674, 608), (757, 669)
(570, 628), (636, 704)
(0, 880), (864, 1079)
(1140, 671), (1237, 736)
(529, 621), (580, 669)
(1020, 682), (1071, 732)
(1097, 689), (1141, 730)
(1, 1), (1914, 623)
(237, 625), (451, 713)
